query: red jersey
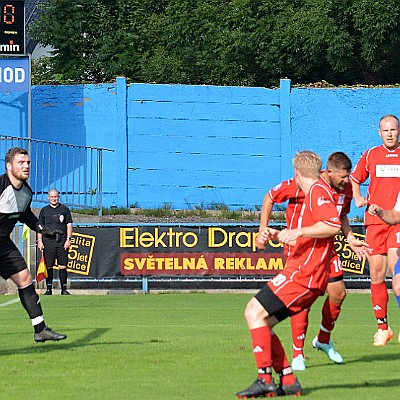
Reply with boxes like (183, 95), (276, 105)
(319, 175), (353, 217)
(350, 145), (400, 225)
(268, 178), (305, 230)
(268, 176), (352, 255)
(268, 178), (304, 256)
(284, 178), (341, 293)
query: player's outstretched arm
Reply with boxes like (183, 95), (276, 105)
(278, 222), (340, 245)
(261, 227), (281, 242)
(347, 235), (372, 260)
(369, 204), (400, 225)
(340, 214), (371, 260)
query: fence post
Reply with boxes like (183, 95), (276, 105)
(279, 79), (292, 180)
(116, 77), (128, 208)
(142, 277), (149, 294)
(97, 150), (103, 217)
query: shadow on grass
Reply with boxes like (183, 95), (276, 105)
(0, 328), (168, 357)
(307, 349), (400, 369)
(303, 378), (400, 395)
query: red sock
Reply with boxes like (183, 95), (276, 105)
(250, 326), (272, 383)
(271, 332), (295, 385)
(290, 309), (309, 358)
(371, 282), (389, 330)
(317, 298), (342, 344)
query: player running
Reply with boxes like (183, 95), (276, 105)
(256, 152), (370, 370)
(0, 147), (67, 343)
(237, 151), (340, 398)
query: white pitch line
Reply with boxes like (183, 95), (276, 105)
(0, 298), (20, 307)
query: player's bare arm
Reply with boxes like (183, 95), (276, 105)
(369, 203), (400, 225)
(278, 221), (340, 245)
(350, 180), (367, 208)
(340, 214), (371, 260)
(277, 228), (301, 245)
(260, 227), (281, 242)
(256, 195), (274, 250)
(64, 222), (73, 250)
(346, 235), (372, 260)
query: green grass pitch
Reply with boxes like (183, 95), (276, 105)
(0, 292), (399, 400)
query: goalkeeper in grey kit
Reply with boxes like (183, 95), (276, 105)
(0, 147), (67, 342)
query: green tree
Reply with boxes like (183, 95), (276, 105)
(258, 0), (400, 85)
(29, 0), (400, 86)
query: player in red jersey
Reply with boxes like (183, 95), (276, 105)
(256, 152), (370, 370)
(237, 151), (340, 398)
(350, 114), (400, 346)
(369, 193), (400, 344)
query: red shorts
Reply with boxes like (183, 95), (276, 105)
(366, 224), (400, 255)
(255, 276), (323, 321)
(329, 254), (343, 282)
(283, 253), (342, 282)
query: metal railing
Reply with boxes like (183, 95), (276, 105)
(0, 135), (113, 214)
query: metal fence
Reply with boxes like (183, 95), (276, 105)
(0, 135), (113, 213)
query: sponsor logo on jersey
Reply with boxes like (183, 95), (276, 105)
(376, 164), (400, 177)
(317, 197), (331, 206)
(385, 153), (399, 157)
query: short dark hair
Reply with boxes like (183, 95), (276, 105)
(327, 152), (352, 171)
(5, 147), (29, 168)
(48, 188), (60, 196)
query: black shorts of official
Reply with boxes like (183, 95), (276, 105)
(0, 238), (28, 280)
(255, 285), (291, 322)
(43, 239), (69, 268)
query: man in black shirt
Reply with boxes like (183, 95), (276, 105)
(38, 189), (73, 295)
(0, 147), (67, 342)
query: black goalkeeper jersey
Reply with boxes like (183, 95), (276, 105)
(0, 173), (39, 238)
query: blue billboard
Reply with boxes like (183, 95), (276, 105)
(0, 57), (29, 92)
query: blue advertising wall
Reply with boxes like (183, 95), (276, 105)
(290, 88), (400, 162)
(126, 82), (288, 210)
(0, 76), (399, 218)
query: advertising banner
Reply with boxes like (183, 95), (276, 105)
(0, 56), (29, 92)
(66, 224), (369, 280)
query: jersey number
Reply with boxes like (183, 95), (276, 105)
(271, 274), (287, 287)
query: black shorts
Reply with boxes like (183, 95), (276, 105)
(255, 285), (291, 322)
(329, 274), (344, 283)
(0, 238), (27, 280)
(43, 239), (69, 268)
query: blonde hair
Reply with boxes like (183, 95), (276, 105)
(292, 151), (322, 179)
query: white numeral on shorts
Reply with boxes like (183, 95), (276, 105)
(396, 232), (400, 244)
(333, 258), (342, 273)
(271, 274), (287, 287)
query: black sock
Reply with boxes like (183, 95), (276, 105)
(18, 283), (46, 333)
(59, 268), (67, 292)
(46, 268), (53, 290)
